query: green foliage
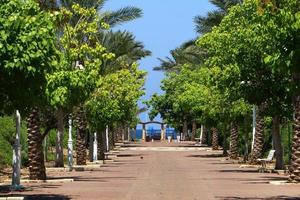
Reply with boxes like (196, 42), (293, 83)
(0, 0), (58, 113)
(46, 4), (114, 109)
(0, 116), (27, 167)
(86, 65), (146, 130)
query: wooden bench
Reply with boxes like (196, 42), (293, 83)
(257, 150), (275, 173)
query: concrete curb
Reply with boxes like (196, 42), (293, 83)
(73, 165), (102, 172)
(46, 167), (69, 172)
(0, 197), (24, 200)
(3, 179), (74, 184)
(269, 180), (296, 185)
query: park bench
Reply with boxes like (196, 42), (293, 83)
(257, 150), (275, 173)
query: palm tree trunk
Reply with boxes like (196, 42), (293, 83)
(289, 93), (300, 182)
(201, 125), (207, 145)
(272, 115), (284, 170)
(230, 123), (239, 159)
(191, 121), (196, 141)
(75, 107), (87, 165)
(88, 130), (94, 162)
(183, 120), (188, 141)
(249, 105), (265, 164)
(55, 108), (64, 167)
(109, 127), (115, 150)
(212, 127), (219, 150)
(97, 130), (105, 160)
(27, 108), (46, 180)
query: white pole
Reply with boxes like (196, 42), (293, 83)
(106, 125), (109, 152)
(67, 116), (73, 170)
(251, 106), (256, 150)
(127, 127), (131, 141)
(200, 125), (204, 145)
(93, 132), (98, 161)
(12, 110), (22, 189)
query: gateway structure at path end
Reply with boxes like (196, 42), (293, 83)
(139, 121), (166, 141)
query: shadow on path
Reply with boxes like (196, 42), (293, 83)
(187, 154), (224, 158)
(216, 195), (300, 200)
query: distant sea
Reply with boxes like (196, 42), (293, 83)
(132, 128), (178, 140)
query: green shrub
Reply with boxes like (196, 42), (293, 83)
(0, 115), (27, 168)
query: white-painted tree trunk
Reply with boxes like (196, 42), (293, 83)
(12, 110), (21, 188)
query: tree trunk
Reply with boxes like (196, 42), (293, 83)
(183, 120), (188, 141)
(133, 128), (137, 141)
(191, 121), (196, 141)
(272, 115), (283, 170)
(27, 108), (46, 180)
(97, 130), (105, 160)
(55, 108), (64, 167)
(88, 130), (94, 162)
(249, 106), (265, 164)
(109, 127), (115, 150)
(201, 125), (207, 145)
(123, 125), (128, 141)
(115, 126), (122, 142)
(230, 123), (239, 159)
(212, 127), (218, 150)
(75, 107), (87, 165)
(289, 93), (300, 182)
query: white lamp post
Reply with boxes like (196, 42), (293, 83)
(251, 106), (256, 150)
(67, 115), (73, 171)
(12, 110), (22, 190)
(106, 125), (109, 152)
(93, 132), (98, 161)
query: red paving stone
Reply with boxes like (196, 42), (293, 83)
(1, 141), (300, 200)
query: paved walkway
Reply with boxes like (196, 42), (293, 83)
(1, 142), (300, 200)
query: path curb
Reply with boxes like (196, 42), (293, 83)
(0, 197), (24, 200)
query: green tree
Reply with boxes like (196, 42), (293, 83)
(46, 4), (114, 166)
(197, 0), (299, 170)
(0, 0), (58, 179)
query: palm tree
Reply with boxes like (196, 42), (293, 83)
(154, 40), (205, 72)
(60, 0), (142, 27)
(194, 0), (242, 35)
(98, 30), (151, 74)
(229, 123), (239, 159)
(27, 108), (46, 180)
(212, 127), (219, 150)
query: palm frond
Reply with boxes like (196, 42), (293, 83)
(98, 30), (151, 73)
(101, 7), (143, 27)
(137, 107), (147, 114)
(194, 10), (225, 34)
(194, 0), (242, 35)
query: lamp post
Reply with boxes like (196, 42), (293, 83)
(12, 110), (23, 190)
(93, 132), (98, 162)
(251, 105), (256, 150)
(67, 115), (73, 171)
(200, 125), (204, 145)
(106, 125), (109, 152)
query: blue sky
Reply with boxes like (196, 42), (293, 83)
(104, 1), (215, 127)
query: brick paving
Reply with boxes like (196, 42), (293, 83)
(1, 142), (300, 200)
